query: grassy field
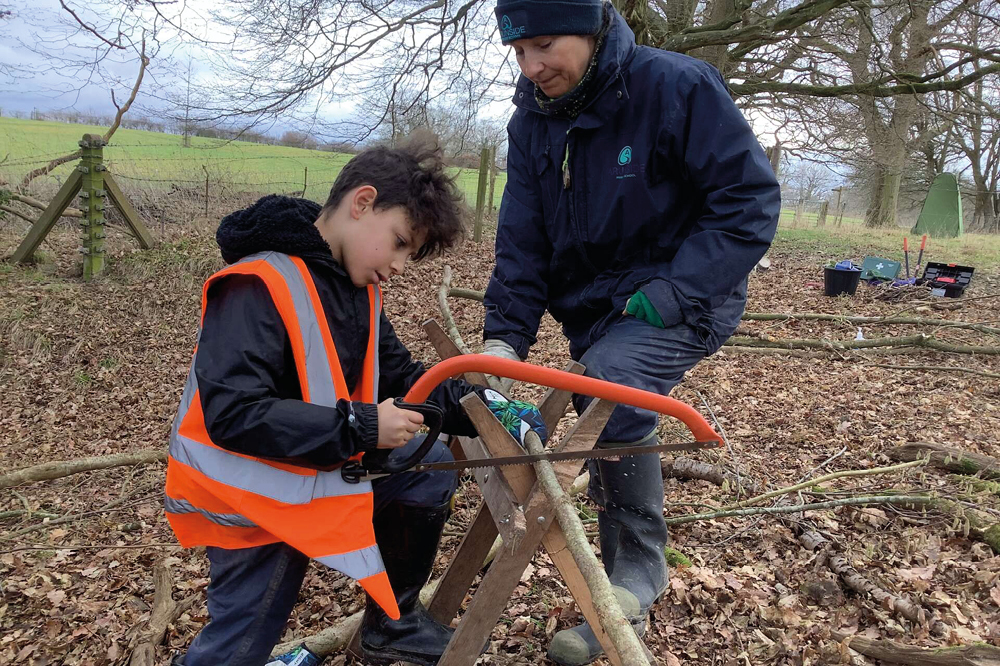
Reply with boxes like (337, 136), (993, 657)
(4, 116), (1000, 271)
(0, 117), (506, 207)
(776, 209), (1000, 270)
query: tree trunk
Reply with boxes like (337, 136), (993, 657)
(866, 160), (904, 228)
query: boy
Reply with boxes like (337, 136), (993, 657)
(165, 137), (543, 666)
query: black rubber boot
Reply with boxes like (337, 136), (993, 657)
(548, 433), (668, 666)
(359, 500), (454, 666)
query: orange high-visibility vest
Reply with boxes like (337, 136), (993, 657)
(164, 251), (399, 619)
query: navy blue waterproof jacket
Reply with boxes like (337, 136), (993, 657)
(484, 8), (781, 360)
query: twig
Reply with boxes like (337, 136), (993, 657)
(128, 558), (197, 666)
(0, 509), (59, 521)
(0, 483), (160, 543)
(664, 494), (933, 526)
(438, 265), (472, 354)
(795, 446), (847, 485)
(19, 39), (148, 191)
(865, 363), (1000, 379)
(726, 333), (1000, 355)
(831, 630), (1000, 664)
(10, 193), (84, 217)
(0, 204), (36, 224)
(524, 431), (651, 665)
(722, 459), (925, 510)
(741, 312), (1000, 336)
(692, 388), (746, 499)
(0, 449), (166, 489)
(2, 543), (181, 554)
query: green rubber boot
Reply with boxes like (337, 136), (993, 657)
(547, 434), (668, 666)
(547, 586), (645, 666)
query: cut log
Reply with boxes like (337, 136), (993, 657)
(0, 450), (166, 489)
(662, 456), (760, 495)
(886, 443), (1000, 480)
(832, 631), (1000, 666)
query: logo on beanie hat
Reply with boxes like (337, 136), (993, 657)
(500, 14), (526, 40)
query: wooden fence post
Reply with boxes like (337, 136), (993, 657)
(817, 200), (829, 227)
(79, 134), (107, 281)
(9, 133), (152, 268)
(473, 146), (489, 243)
(202, 165), (209, 218)
(487, 144), (498, 216)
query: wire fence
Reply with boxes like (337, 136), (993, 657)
(0, 122), (506, 224)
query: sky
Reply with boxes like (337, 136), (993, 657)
(0, 0), (517, 142)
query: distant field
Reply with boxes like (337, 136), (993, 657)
(0, 117), (506, 207)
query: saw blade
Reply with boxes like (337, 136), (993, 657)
(406, 440), (720, 474)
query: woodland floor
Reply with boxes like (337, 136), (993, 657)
(2, 218), (999, 666)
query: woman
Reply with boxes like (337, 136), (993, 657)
(483, 1), (781, 664)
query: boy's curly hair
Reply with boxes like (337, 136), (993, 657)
(322, 132), (468, 261)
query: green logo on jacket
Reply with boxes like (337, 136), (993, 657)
(618, 146), (632, 165)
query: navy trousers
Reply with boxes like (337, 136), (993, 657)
(571, 316), (722, 445)
(179, 435), (457, 666)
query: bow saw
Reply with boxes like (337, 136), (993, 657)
(342, 355), (721, 483)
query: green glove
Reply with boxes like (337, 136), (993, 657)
(624, 290), (665, 328)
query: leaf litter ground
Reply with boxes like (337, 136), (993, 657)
(1, 224), (999, 665)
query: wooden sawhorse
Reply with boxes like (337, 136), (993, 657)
(419, 320), (631, 666)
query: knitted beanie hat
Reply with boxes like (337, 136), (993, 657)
(494, 0), (603, 44)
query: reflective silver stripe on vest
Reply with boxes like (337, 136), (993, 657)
(171, 430), (372, 504)
(316, 544), (385, 580)
(164, 496), (259, 528)
(247, 252), (339, 408)
(170, 351), (199, 441)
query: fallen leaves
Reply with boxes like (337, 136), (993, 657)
(2, 227), (1000, 664)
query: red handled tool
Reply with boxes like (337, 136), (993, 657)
(914, 234), (927, 277)
(342, 355), (722, 482)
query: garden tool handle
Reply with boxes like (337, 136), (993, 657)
(404, 355), (722, 444)
(341, 399), (444, 483)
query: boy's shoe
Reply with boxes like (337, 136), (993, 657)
(357, 500), (455, 666)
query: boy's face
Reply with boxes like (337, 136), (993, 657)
(340, 189), (425, 288)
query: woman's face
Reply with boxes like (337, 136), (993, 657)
(511, 34), (596, 98)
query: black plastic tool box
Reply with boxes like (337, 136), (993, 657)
(919, 262), (975, 298)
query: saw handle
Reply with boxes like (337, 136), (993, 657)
(341, 399), (444, 484)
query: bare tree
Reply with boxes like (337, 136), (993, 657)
(198, 0), (509, 142)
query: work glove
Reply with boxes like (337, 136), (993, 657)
(481, 339), (519, 393)
(623, 290), (665, 328)
(483, 389), (547, 448)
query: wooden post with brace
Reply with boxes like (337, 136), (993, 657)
(10, 133), (155, 279)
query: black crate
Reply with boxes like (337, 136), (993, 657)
(918, 262), (975, 298)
